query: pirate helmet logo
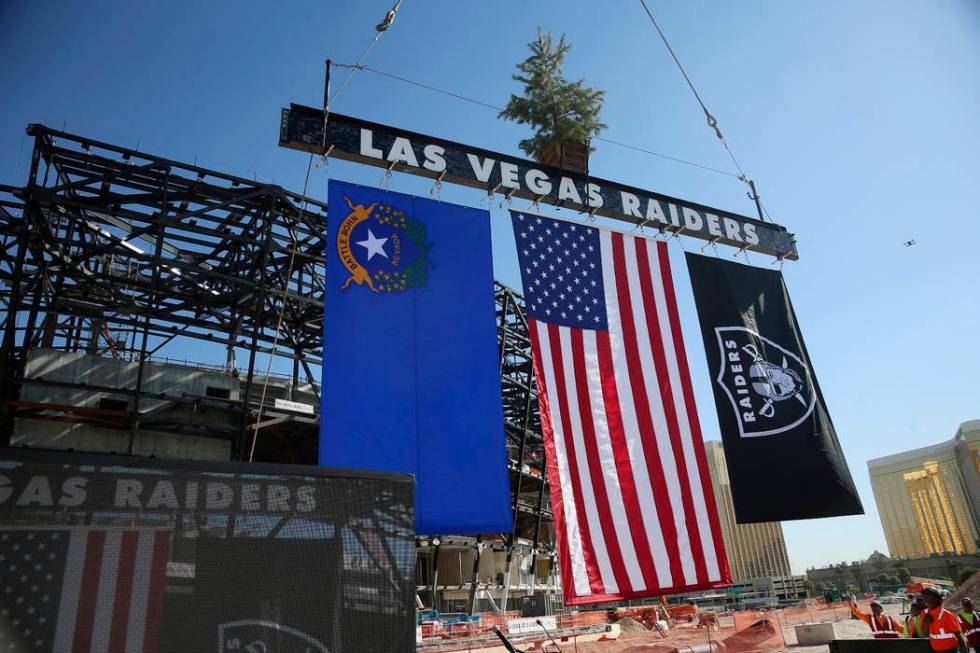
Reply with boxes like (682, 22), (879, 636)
(217, 620), (330, 653)
(714, 327), (816, 437)
(749, 360), (803, 401)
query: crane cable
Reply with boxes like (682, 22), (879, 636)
(637, 0), (773, 221)
(332, 63), (740, 179)
(248, 0), (405, 462)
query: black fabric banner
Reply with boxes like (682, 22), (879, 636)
(685, 253), (863, 523)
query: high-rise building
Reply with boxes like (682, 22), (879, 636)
(704, 441), (793, 580)
(868, 420), (980, 558)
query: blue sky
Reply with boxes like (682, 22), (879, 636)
(2, 1), (979, 573)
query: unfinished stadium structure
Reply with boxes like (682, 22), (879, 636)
(0, 124), (555, 615)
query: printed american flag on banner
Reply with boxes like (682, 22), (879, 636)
(511, 210), (731, 604)
(0, 528), (171, 652)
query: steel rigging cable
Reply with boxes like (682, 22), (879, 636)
(637, 0), (774, 222)
(248, 0), (407, 462)
(331, 63), (741, 180)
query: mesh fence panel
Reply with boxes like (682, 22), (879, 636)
(730, 610), (786, 649)
(0, 449), (415, 652)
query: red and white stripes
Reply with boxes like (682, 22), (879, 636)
(53, 529), (170, 653)
(529, 229), (730, 604)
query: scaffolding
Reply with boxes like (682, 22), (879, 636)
(0, 125), (556, 611)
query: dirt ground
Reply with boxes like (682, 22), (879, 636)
(780, 603), (907, 653)
(570, 601), (907, 653)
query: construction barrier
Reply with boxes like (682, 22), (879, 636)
(731, 610), (786, 650)
(416, 597), (893, 650)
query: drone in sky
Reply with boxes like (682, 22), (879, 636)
(902, 239), (916, 247)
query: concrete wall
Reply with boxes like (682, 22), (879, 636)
(12, 349), (237, 461)
(12, 418), (230, 460)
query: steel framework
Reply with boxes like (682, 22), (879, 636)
(0, 125), (555, 610)
(0, 125), (327, 457)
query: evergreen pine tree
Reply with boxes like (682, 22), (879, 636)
(499, 29), (606, 160)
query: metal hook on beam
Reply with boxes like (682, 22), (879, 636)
(700, 236), (721, 253)
(429, 170), (446, 197)
(733, 246), (748, 260)
(498, 187), (517, 209)
(315, 144), (334, 169)
(379, 160), (395, 187)
(480, 183), (500, 206)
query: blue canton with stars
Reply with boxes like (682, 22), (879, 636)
(510, 211), (608, 330)
(0, 529), (68, 651)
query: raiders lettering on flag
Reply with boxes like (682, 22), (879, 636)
(685, 253), (863, 523)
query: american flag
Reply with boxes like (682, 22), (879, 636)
(0, 528), (171, 652)
(511, 211), (731, 604)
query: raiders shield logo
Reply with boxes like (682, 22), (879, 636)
(217, 620), (330, 653)
(714, 326), (816, 438)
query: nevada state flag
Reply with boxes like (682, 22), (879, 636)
(321, 180), (512, 535)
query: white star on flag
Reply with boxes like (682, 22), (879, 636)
(356, 229), (389, 261)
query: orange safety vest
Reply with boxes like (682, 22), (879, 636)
(869, 614), (901, 639)
(960, 610), (980, 646)
(925, 607), (962, 651)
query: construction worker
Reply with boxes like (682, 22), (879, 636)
(921, 587), (968, 652)
(906, 598), (928, 639)
(848, 597), (904, 638)
(959, 598), (980, 653)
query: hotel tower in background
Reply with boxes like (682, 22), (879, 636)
(704, 441), (793, 579)
(868, 420), (980, 558)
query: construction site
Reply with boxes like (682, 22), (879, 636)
(4, 3), (979, 650)
(414, 597), (926, 653)
(2, 120), (939, 653)
(20, 112), (980, 653)
(0, 120), (827, 653)
(0, 124), (562, 637)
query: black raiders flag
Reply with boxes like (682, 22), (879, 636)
(685, 253), (863, 523)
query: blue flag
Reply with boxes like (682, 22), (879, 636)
(322, 180), (512, 535)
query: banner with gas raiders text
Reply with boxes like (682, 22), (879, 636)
(685, 253), (863, 523)
(0, 448), (416, 653)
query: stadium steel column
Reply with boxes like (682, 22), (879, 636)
(0, 143), (39, 441)
(500, 298), (536, 613)
(430, 542), (442, 612)
(129, 165), (171, 454)
(467, 535), (484, 615)
(527, 462), (549, 595)
(236, 195), (275, 460)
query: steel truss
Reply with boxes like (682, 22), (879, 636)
(0, 125), (327, 457)
(0, 125), (555, 610)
